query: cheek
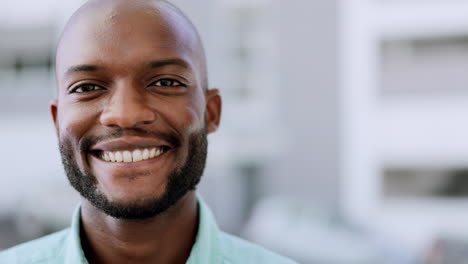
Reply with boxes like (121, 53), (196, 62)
(157, 92), (206, 134)
(58, 103), (100, 143)
(182, 91), (206, 132)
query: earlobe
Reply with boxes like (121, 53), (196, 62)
(50, 99), (59, 135)
(205, 89), (222, 134)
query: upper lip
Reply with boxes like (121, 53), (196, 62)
(89, 136), (173, 152)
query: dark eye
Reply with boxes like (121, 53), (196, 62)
(153, 79), (184, 87)
(70, 84), (105, 94)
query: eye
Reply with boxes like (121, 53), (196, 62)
(152, 79), (185, 87)
(69, 84), (105, 94)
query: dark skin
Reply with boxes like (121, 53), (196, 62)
(50, 0), (222, 263)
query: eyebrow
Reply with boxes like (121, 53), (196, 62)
(148, 58), (189, 69)
(65, 64), (102, 76)
(64, 58), (189, 77)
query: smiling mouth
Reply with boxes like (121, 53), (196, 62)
(92, 147), (170, 163)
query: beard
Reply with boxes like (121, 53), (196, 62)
(58, 126), (208, 220)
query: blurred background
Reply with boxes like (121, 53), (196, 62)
(2, 0), (468, 263)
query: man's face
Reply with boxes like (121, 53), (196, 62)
(51, 3), (221, 219)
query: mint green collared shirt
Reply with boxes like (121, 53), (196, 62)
(0, 199), (298, 264)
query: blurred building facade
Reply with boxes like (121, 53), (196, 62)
(341, 0), (468, 260)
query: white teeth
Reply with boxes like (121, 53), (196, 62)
(115, 152), (123, 162)
(123, 151), (132, 162)
(132, 149), (142, 162)
(142, 149), (149, 160)
(149, 148), (156, 158)
(101, 147), (165, 163)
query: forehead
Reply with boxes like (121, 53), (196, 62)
(56, 2), (200, 78)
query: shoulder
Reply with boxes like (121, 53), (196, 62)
(219, 232), (299, 264)
(0, 228), (70, 264)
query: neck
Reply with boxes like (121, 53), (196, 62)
(79, 192), (198, 264)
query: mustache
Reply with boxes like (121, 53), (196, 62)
(79, 127), (181, 153)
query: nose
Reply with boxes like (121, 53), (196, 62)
(100, 84), (156, 128)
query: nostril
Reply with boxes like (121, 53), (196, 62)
(142, 119), (155, 125)
(100, 106), (156, 128)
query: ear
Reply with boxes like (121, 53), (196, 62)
(50, 99), (59, 136)
(205, 88), (222, 134)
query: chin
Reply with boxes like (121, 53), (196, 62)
(102, 183), (168, 205)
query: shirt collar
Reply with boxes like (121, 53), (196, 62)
(187, 196), (224, 264)
(64, 206), (89, 264)
(64, 196), (223, 264)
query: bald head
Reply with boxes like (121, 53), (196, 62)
(56, 0), (208, 91)
(50, 0), (222, 222)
